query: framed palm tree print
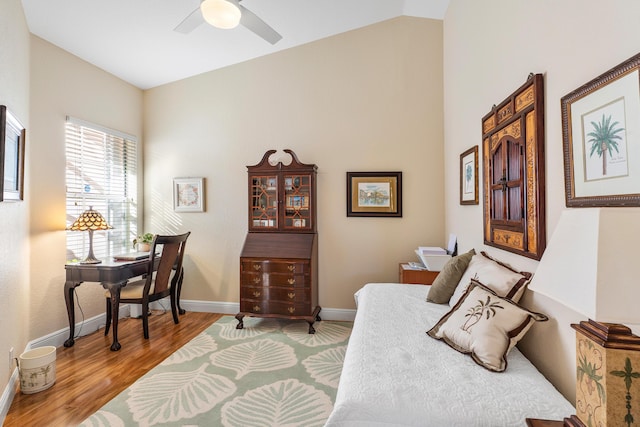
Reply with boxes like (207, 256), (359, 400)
(561, 52), (640, 207)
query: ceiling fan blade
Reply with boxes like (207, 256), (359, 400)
(174, 6), (205, 34)
(236, 3), (282, 44)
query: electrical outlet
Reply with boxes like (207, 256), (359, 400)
(9, 347), (14, 370)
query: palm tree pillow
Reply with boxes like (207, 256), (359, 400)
(448, 251), (532, 308)
(427, 279), (547, 372)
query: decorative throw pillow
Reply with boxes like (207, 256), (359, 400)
(449, 251), (531, 307)
(427, 280), (547, 372)
(426, 249), (476, 304)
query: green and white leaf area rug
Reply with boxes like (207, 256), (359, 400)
(80, 316), (352, 427)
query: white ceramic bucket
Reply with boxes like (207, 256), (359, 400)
(17, 346), (57, 394)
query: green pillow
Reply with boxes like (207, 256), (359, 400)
(426, 249), (475, 304)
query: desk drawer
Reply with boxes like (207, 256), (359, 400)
(241, 272), (309, 288)
(241, 286), (310, 303)
(241, 260), (308, 275)
(240, 300), (311, 316)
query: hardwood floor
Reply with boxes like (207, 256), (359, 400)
(4, 310), (223, 427)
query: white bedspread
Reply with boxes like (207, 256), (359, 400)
(325, 283), (575, 427)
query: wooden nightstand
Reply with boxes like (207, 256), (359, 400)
(398, 263), (439, 285)
(525, 419), (564, 427)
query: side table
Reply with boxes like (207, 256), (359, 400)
(398, 263), (439, 285)
(525, 419), (564, 427)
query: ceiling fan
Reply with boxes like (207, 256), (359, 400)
(174, 0), (282, 45)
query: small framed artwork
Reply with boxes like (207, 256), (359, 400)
(460, 146), (478, 205)
(0, 105), (26, 202)
(562, 52), (640, 207)
(173, 177), (205, 212)
(285, 194), (308, 210)
(347, 171), (402, 217)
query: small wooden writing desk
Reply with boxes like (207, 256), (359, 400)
(64, 257), (160, 351)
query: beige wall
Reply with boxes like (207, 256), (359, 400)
(144, 16), (444, 309)
(0, 0), (30, 391)
(26, 35), (144, 342)
(1, 28), (144, 400)
(1, 18), (143, 399)
(443, 0), (640, 402)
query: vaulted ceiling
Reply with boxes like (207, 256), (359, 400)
(22, 0), (449, 89)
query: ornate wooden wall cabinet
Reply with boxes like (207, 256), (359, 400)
(481, 74), (546, 260)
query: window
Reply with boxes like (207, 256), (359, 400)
(65, 117), (138, 262)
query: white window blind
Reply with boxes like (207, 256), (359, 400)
(65, 117), (138, 262)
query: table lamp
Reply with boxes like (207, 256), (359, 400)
(528, 208), (640, 426)
(66, 206), (113, 264)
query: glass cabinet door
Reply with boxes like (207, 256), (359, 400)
(250, 175), (278, 229)
(283, 174), (312, 230)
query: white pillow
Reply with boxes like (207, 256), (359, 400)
(427, 280), (547, 372)
(449, 251), (531, 307)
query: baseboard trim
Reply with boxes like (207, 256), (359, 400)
(0, 369), (19, 425)
(316, 307), (357, 322)
(180, 299), (239, 314)
(178, 300), (356, 321)
(29, 301), (355, 349)
(30, 304), (131, 349)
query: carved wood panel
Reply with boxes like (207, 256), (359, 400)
(482, 74), (546, 260)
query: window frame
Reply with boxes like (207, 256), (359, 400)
(65, 116), (140, 262)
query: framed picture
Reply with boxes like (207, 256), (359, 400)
(285, 194), (308, 210)
(173, 177), (205, 212)
(346, 171), (402, 217)
(561, 52), (640, 207)
(460, 146), (478, 205)
(0, 105), (26, 202)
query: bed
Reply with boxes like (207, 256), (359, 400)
(325, 282), (575, 426)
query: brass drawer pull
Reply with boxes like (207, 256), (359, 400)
(253, 291), (261, 297)
(253, 305), (261, 312)
(288, 292), (295, 299)
(287, 278), (296, 285)
(253, 277), (261, 284)
(287, 307), (295, 314)
(287, 265), (296, 272)
(253, 264), (262, 271)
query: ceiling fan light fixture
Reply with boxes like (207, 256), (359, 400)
(200, 0), (241, 30)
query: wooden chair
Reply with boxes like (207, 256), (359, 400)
(105, 232), (191, 339)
